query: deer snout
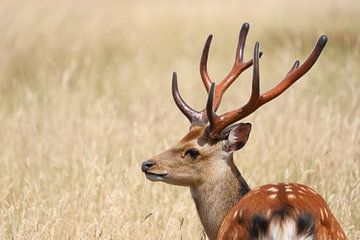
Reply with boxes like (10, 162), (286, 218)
(141, 159), (156, 172)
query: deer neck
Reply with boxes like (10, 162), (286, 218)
(190, 154), (250, 240)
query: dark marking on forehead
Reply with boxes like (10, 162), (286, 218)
(180, 126), (205, 143)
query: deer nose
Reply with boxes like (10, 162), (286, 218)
(142, 160), (156, 172)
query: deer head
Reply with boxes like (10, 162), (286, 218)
(141, 23), (328, 239)
(142, 22), (327, 187)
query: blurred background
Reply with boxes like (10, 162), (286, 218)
(0, 0), (359, 239)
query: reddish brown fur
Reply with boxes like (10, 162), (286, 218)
(217, 183), (346, 240)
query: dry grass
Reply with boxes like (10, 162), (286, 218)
(0, 0), (359, 239)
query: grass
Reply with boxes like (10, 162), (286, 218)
(0, 0), (359, 239)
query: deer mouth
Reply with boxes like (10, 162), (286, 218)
(145, 172), (169, 181)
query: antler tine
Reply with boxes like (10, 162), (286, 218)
(200, 35), (213, 93)
(207, 35), (328, 138)
(248, 41), (261, 105)
(236, 22), (249, 63)
(287, 60), (300, 75)
(206, 83), (216, 130)
(172, 72), (204, 124)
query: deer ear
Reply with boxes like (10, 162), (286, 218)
(224, 123), (251, 152)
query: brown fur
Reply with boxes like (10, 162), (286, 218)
(144, 125), (250, 239)
(217, 183), (346, 240)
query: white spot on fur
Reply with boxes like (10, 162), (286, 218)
(266, 209), (272, 218)
(298, 189), (306, 195)
(320, 208), (325, 222)
(324, 208), (329, 218)
(269, 194), (277, 200)
(287, 194), (296, 200)
(285, 188), (293, 192)
(307, 187), (318, 196)
(233, 210), (238, 219)
(234, 209), (242, 219)
(268, 187), (279, 192)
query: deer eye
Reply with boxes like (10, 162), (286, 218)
(185, 148), (200, 159)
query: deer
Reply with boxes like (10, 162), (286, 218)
(141, 23), (346, 240)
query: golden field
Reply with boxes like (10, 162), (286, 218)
(0, 0), (359, 239)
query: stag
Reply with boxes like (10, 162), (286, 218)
(141, 23), (345, 240)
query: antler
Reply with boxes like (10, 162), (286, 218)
(206, 35), (328, 138)
(172, 23), (259, 124)
(172, 72), (205, 124)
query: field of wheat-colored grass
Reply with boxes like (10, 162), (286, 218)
(0, 0), (359, 239)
